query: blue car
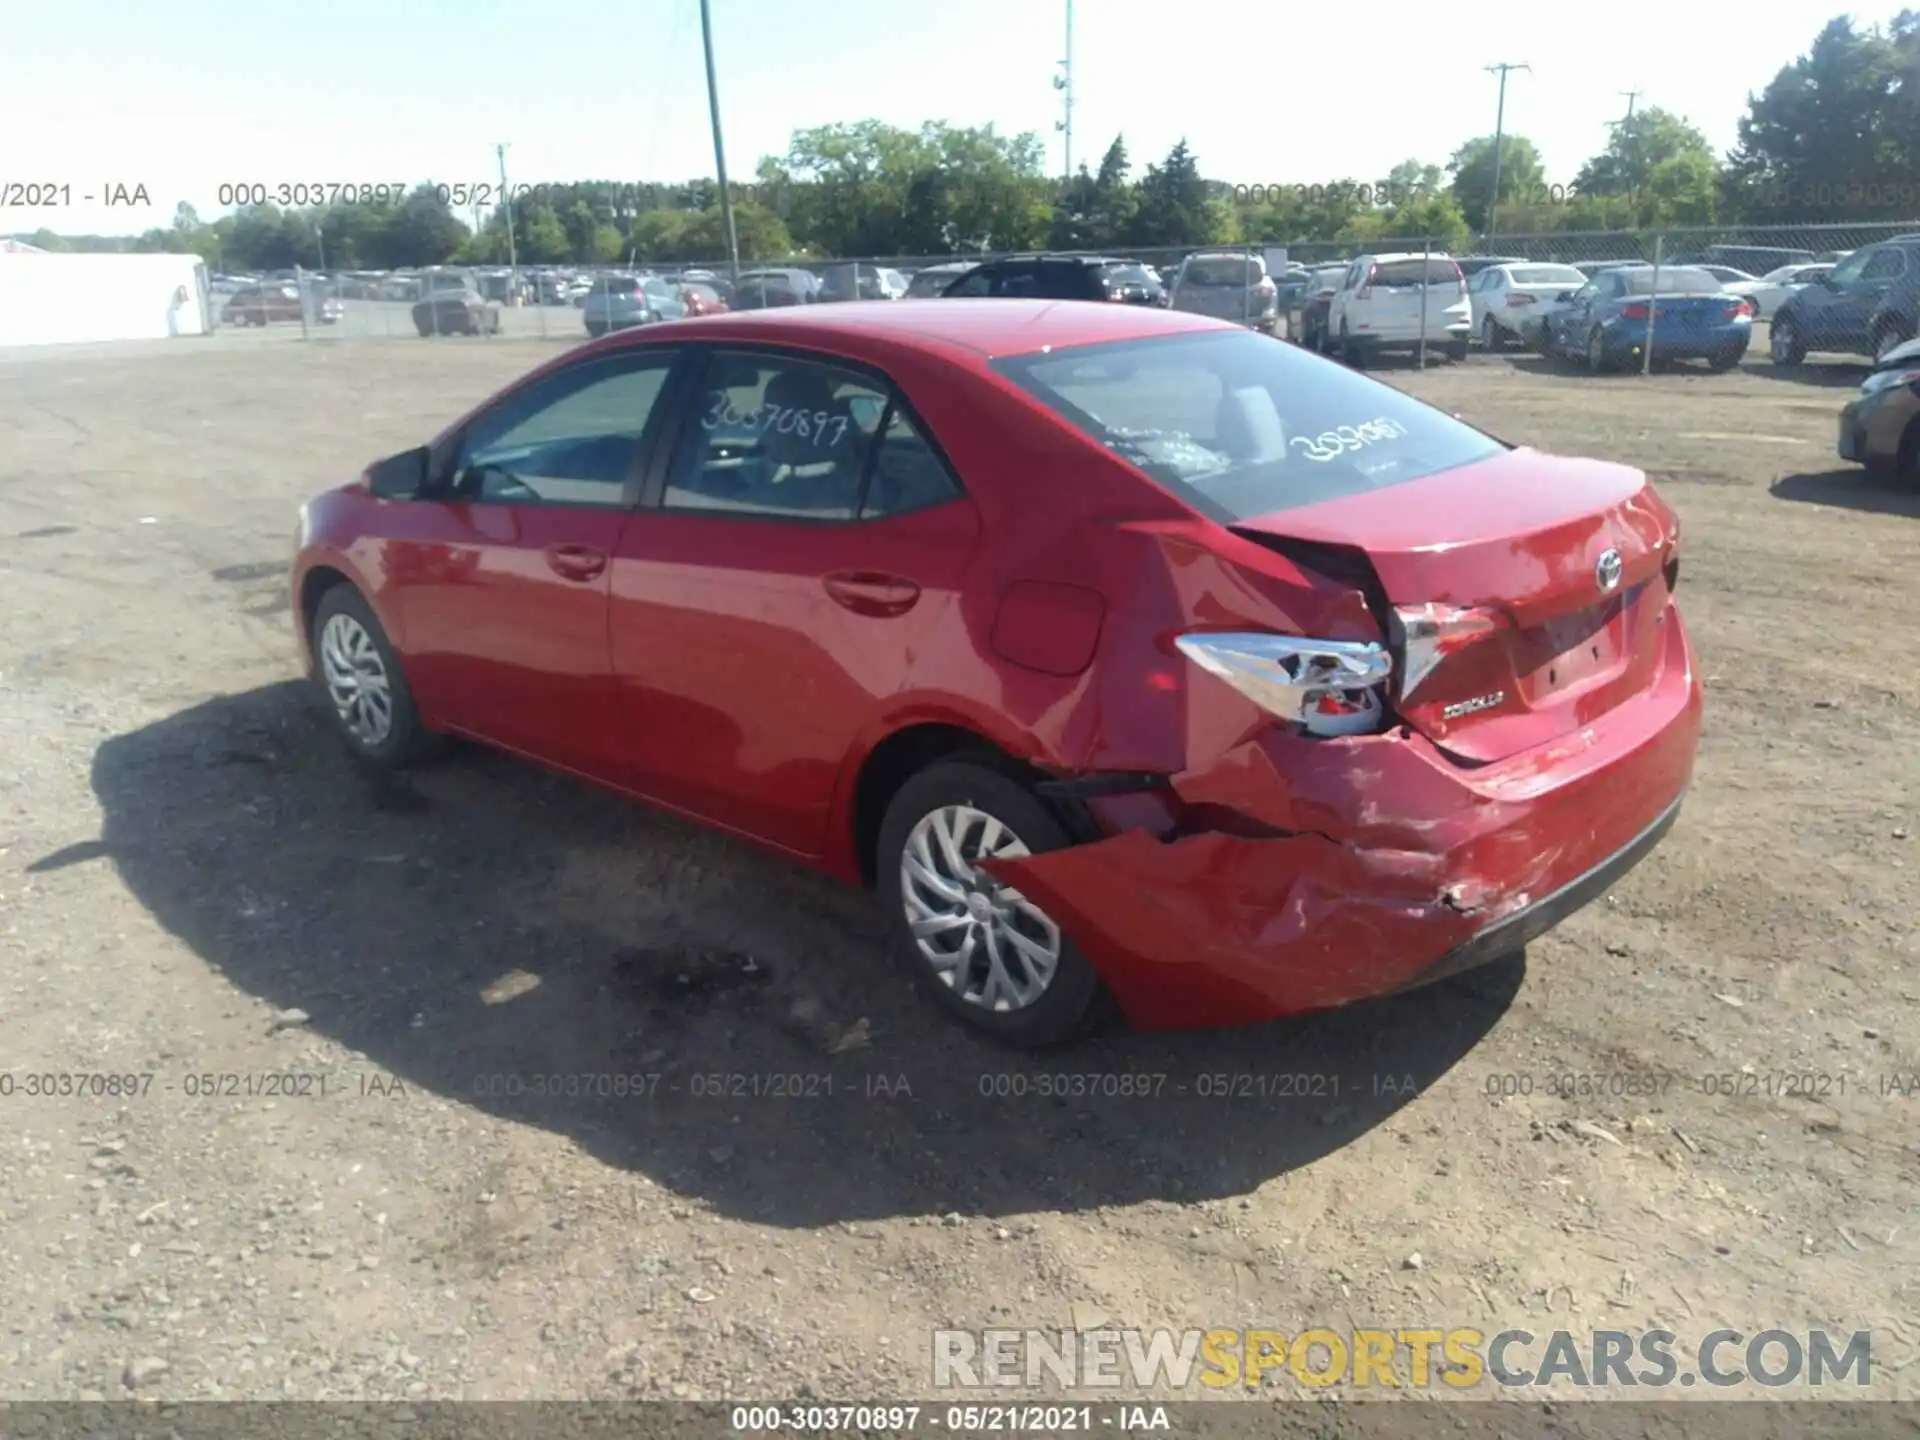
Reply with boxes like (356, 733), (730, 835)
(1544, 264), (1753, 372)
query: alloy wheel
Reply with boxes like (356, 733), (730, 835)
(899, 804), (1062, 1012)
(318, 612), (394, 747)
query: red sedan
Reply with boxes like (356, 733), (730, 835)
(291, 300), (1701, 1046)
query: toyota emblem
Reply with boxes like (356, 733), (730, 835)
(1595, 548), (1624, 593)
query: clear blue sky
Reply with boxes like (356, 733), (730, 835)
(1, 0), (1900, 236)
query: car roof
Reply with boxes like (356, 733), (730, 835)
(597, 297), (1231, 361)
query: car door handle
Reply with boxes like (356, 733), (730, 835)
(823, 571), (920, 617)
(544, 544), (607, 581)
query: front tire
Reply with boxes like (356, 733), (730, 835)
(310, 586), (439, 769)
(875, 760), (1104, 1048)
(1587, 326), (1614, 373)
(1770, 313), (1807, 366)
(1445, 337), (1469, 363)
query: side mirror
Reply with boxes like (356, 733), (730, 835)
(365, 445), (429, 500)
(1818, 272), (1840, 290)
(1556, 289), (1576, 302)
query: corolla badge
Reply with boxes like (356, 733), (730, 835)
(1595, 547), (1624, 593)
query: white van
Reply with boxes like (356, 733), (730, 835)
(1325, 253), (1472, 365)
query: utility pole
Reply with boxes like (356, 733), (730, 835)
(1484, 62), (1530, 242)
(1618, 90), (1640, 126)
(496, 143), (518, 297)
(700, 0), (741, 279)
(1052, 0), (1075, 183)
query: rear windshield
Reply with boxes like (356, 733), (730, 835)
(1103, 263), (1156, 286)
(1510, 265), (1584, 286)
(992, 330), (1505, 519)
(1618, 267), (1720, 295)
(1184, 257), (1262, 286)
(595, 277), (640, 294)
(1371, 258), (1459, 287)
(906, 270), (956, 295)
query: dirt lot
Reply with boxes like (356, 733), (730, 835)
(0, 330), (1914, 1407)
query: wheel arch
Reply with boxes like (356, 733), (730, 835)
(834, 705), (1086, 888)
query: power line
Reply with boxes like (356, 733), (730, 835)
(1052, 0), (1074, 182)
(1484, 62), (1530, 242)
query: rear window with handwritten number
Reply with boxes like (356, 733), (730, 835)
(991, 329), (1506, 519)
(664, 355), (886, 519)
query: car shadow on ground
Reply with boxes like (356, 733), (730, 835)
(1744, 358), (1871, 387)
(79, 683), (1519, 1228)
(1771, 468), (1920, 517)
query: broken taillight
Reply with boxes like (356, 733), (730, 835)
(1174, 632), (1393, 738)
(1390, 604), (1510, 701)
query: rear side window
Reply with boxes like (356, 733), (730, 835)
(945, 267), (995, 297)
(1370, 258), (1459, 287)
(1509, 266), (1583, 286)
(1618, 267), (1720, 295)
(1184, 257), (1262, 286)
(992, 330), (1504, 519)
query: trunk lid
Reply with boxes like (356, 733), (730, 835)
(1633, 293), (1751, 329)
(1231, 448), (1678, 762)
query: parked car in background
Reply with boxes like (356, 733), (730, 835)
(291, 299), (1700, 1045)
(819, 262), (894, 302)
(222, 283), (338, 326)
(1101, 261), (1168, 306)
(1836, 334), (1920, 482)
(1574, 259), (1650, 277)
(1543, 265), (1750, 371)
(905, 262), (973, 298)
(1326, 253), (1472, 365)
(1290, 263), (1351, 353)
(941, 254), (1168, 304)
(1671, 244), (1813, 276)
(1768, 239), (1920, 366)
(1169, 251), (1278, 333)
(675, 281), (730, 316)
(1691, 265), (1757, 287)
(582, 275), (685, 336)
(1721, 262), (1833, 320)
(1468, 262), (1587, 351)
(1452, 254), (1527, 279)
(730, 271), (813, 310)
(412, 283), (501, 337)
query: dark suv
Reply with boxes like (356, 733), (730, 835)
(940, 254), (1163, 304)
(1769, 239), (1920, 366)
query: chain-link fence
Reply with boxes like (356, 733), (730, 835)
(224, 221), (1918, 344)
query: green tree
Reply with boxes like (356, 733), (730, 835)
(1728, 12), (1920, 222)
(1573, 106), (1717, 207)
(1447, 134), (1546, 232)
(369, 185), (469, 268)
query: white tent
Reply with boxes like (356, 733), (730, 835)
(0, 252), (211, 345)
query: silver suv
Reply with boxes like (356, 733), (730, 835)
(1169, 253), (1279, 334)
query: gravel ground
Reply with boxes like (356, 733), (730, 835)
(0, 330), (1914, 1406)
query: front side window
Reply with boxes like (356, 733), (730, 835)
(452, 353), (674, 507)
(992, 329), (1505, 519)
(666, 352), (961, 521)
(1861, 248), (1907, 280)
(1828, 250), (1873, 286)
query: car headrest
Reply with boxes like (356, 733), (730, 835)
(1213, 386), (1287, 464)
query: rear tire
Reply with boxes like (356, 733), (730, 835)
(1896, 416), (1920, 487)
(875, 760), (1105, 1049)
(1707, 347), (1744, 373)
(1482, 316), (1505, 353)
(1339, 322), (1367, 369)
